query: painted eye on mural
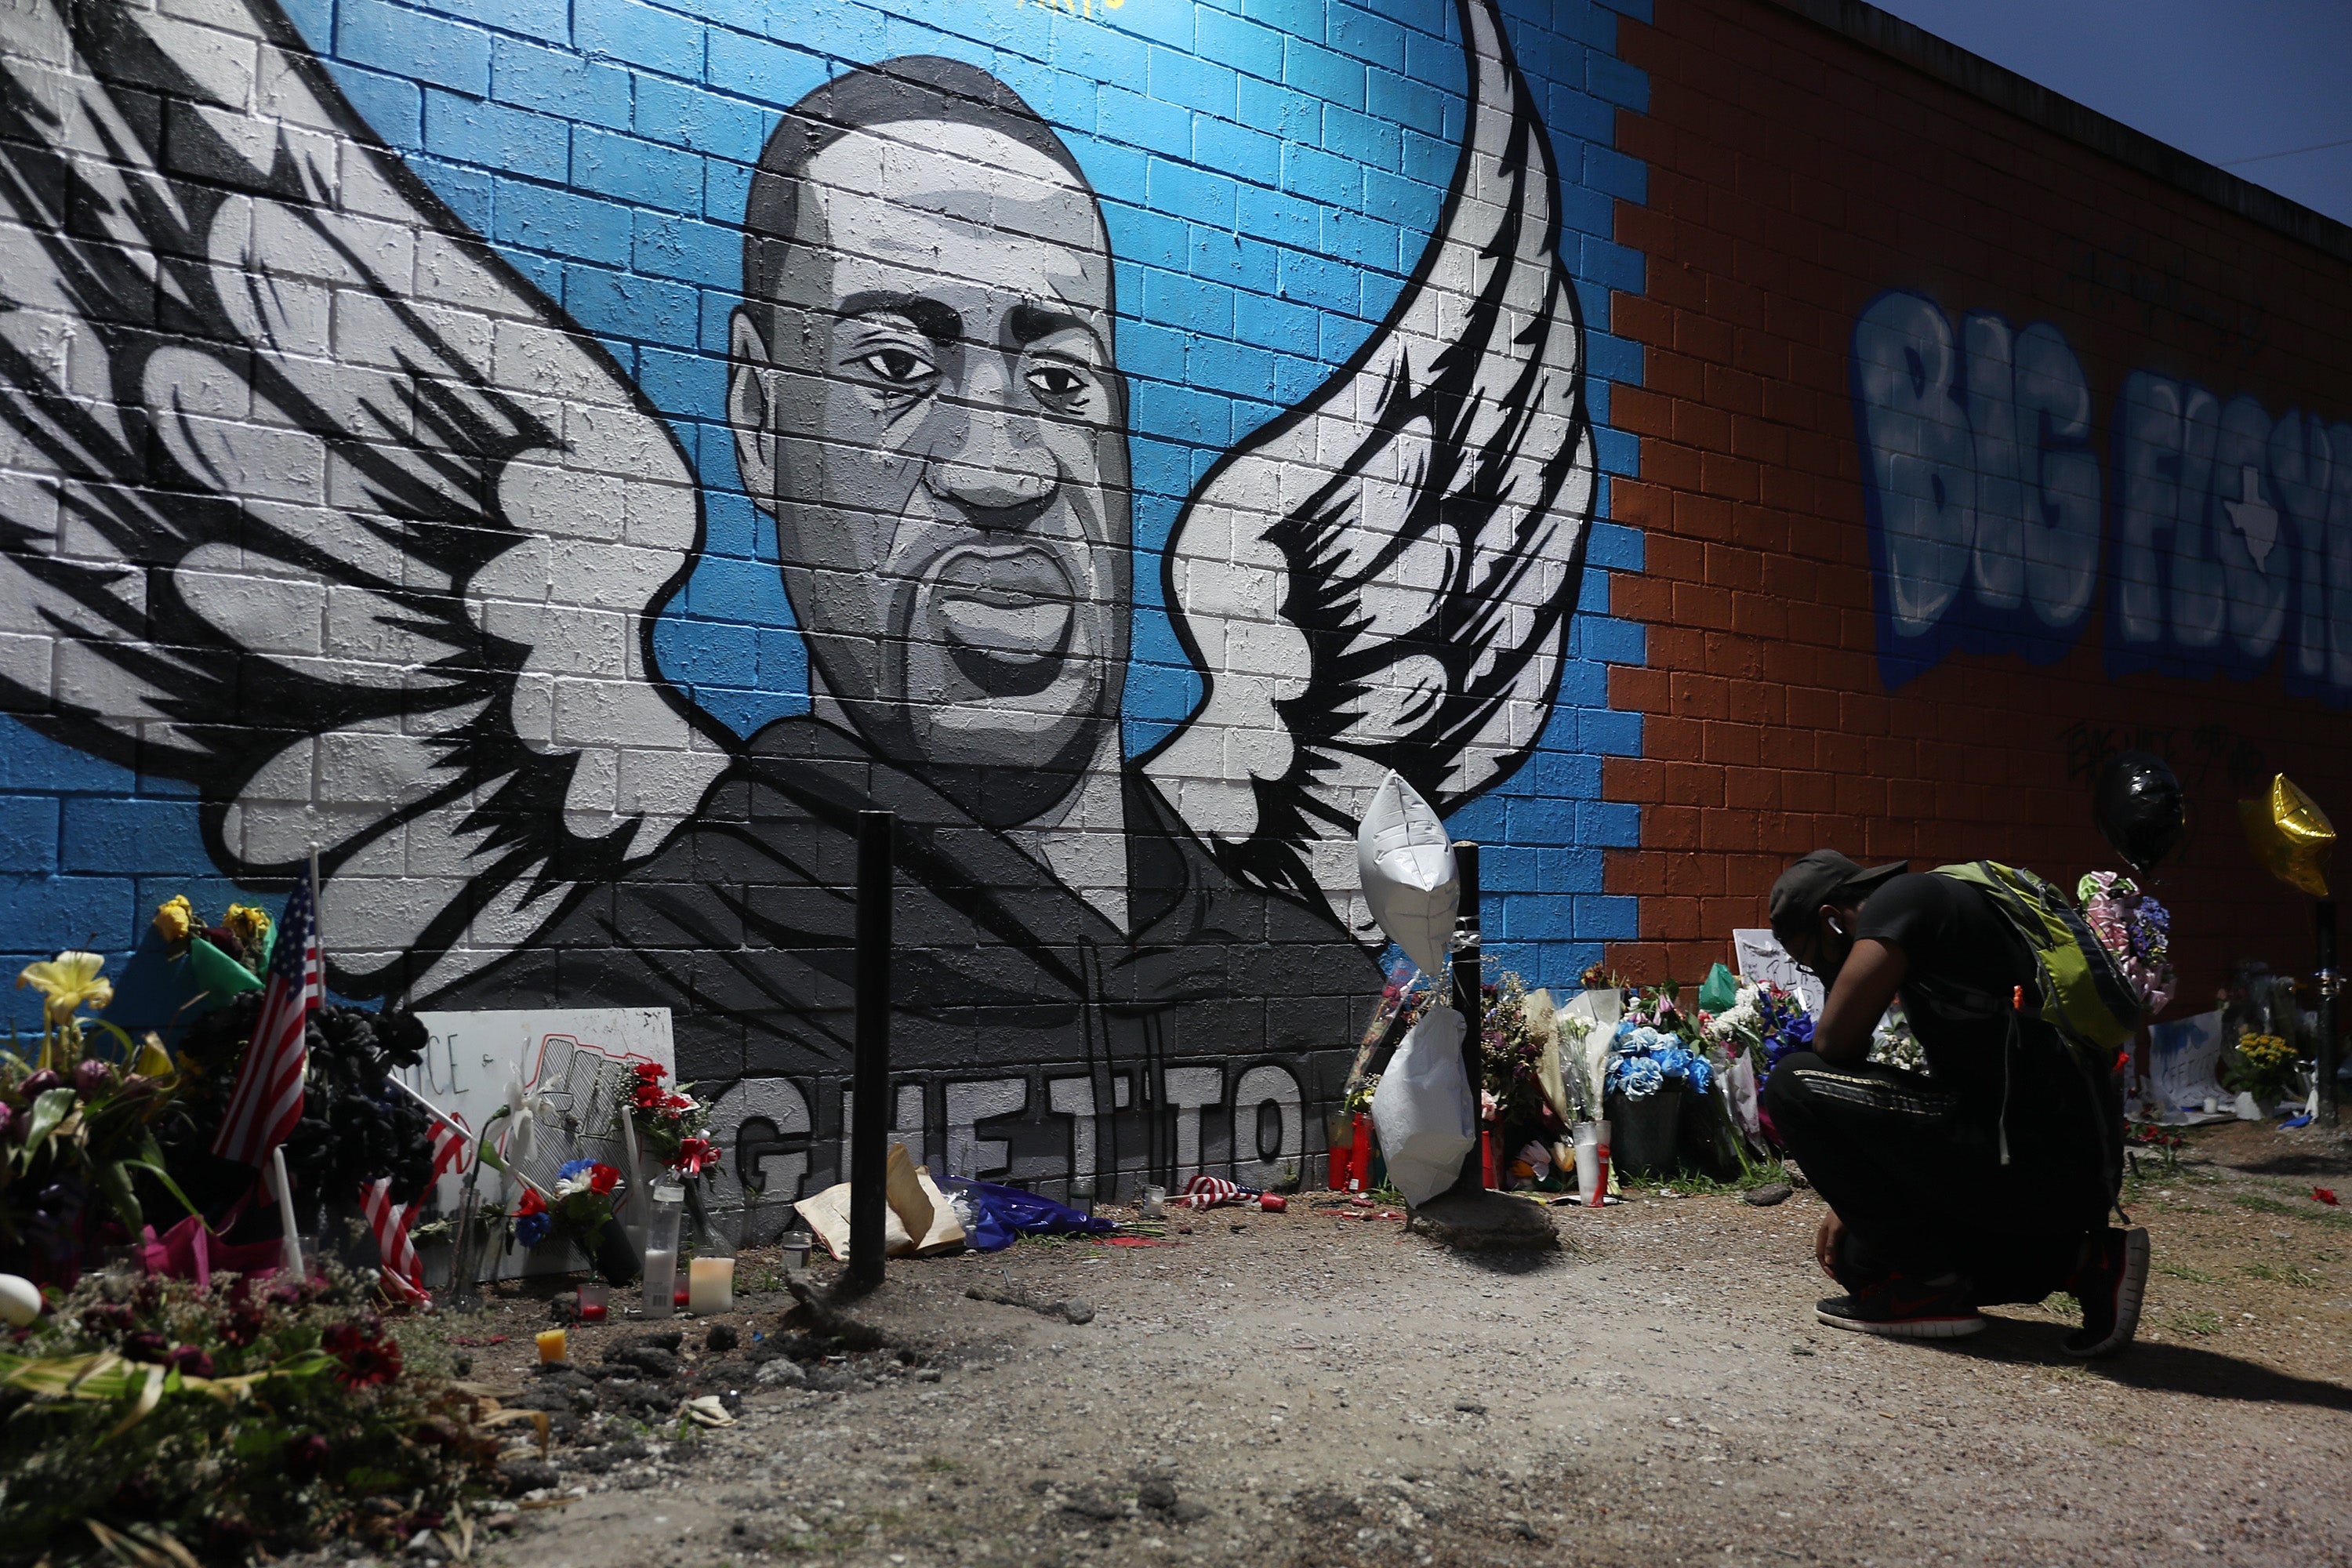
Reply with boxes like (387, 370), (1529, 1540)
(1023, 360), (1094, 406)
(850, 347), (938, 390)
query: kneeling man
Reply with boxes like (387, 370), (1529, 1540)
(1761, 851), (2145, 1354)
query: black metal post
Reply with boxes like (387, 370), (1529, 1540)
(848, 811), (894, 1291)
(1449, 842), (1485, 1195)
(2319, 898), (2339, 1130)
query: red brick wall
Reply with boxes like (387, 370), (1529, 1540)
(1600, 0), (2352, 1014)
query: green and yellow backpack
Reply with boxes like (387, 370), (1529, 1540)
(1932, 860), (2145, 1065)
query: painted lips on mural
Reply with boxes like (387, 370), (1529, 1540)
(0, 0), (1598, 1095)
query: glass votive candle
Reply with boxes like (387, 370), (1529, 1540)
(687, 1256), (735, 1314)
(535, 1327), (567, 1364)
(577, 1282), (609, 1323)
(780, 1232), (812, 1277)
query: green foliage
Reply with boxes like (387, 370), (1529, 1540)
(0, 1267), (497, 1564)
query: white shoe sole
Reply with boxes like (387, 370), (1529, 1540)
(1816, 1305), (1985, 1339)
(2065, 1226), (2150, 1358)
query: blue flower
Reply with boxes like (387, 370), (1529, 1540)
(1608, 1054), (1666, 1098)
(557, 1158), (597, 1181)
(515, 1211), (554, 1248)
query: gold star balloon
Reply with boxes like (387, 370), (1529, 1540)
(2238, 774), (2336, 898)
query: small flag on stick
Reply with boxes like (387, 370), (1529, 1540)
(210, 866), (321, 1168)
(360, 1177), (425, 1302)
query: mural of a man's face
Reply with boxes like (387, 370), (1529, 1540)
(730, 108), (1131, 827)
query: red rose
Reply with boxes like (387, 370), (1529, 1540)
(589, 1163), (619, 1194)
(633, 1062), (666, 1083)
(517, 1188), (547, 1217)
(662, 1093), (692, 1112)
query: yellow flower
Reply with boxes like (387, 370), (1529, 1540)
(153, 895), (194, 944)
(17, 951), (113, 1025)
(133, 1033), (174, 1079)
(223, 903), (271, 951)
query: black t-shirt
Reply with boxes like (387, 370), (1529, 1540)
(1854, 873), (2056, 1123)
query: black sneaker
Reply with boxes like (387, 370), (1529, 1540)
(2063, 1225), (2149, 1358)
(1816, 1275), (1984, 1339)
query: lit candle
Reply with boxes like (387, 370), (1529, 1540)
(687, 1256), (734, 1314)
(535, 1327), (567, 1364)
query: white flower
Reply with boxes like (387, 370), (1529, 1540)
(503, 1069), (553, 1163)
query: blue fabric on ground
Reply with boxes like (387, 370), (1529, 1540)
(938, 1178), (1115, 1253)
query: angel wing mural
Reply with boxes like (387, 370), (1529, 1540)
(0, 0), (1599, 1094)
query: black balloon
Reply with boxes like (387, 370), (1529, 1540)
(2092, 751), (2187, 876)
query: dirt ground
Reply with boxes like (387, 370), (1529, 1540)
(383, 1120), (2352, 1568)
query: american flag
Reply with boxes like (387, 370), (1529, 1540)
(423, 1116), (470, 1200)
(360, 1178), (425, 1303)
(209, 867), (321, 1167)
(1174, 1174), (1260, 1210)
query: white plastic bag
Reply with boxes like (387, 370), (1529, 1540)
(1370, 1004), (1475, 1206)
(1356, 771), (1458, 979)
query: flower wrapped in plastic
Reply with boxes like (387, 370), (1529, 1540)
(2076, 872), (2175, 1015)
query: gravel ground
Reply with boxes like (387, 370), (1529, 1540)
(367, 1120), (2352, 1568)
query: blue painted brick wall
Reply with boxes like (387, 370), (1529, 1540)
(0, 0), (1650, 1028)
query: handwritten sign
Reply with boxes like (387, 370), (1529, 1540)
(1730, 929), (1824, 1014)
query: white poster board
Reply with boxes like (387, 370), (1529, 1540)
(2144, 1009), (2233, 1125)
(401, 1008), (676, 1277)
(1732, 929), (1824, 1014)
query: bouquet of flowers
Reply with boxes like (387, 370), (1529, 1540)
(2223, 1032), (2301, 1106)
(1479, 970), (1566, 1138)
(1867, 1000), (1928, 1075)
(524, 1157), (621, 1252)
(1605, 1020), (1714, 1101)
(620, 1062), (720, 1181)
(2076, 872), (2175, 1015)
(1697, 979), (1815, 1077)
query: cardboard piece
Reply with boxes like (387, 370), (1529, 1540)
(1356, 771), (1459, 979)
(798, 1144), (967, 1261)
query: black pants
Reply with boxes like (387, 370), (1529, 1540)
(1760, 1052), (2101, 1306)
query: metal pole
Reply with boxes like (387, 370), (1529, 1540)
(848, 810), (894, 1291)
(1449, 842), (1485, 1195)
(2318, 898), (2339, 1130)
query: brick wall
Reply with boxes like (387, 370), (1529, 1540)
(0, 0), (1651, 1196)
(1601, 0), (2352, 1010)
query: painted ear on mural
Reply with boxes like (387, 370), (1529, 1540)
(1142, 0), (1600, 924)
(0, 0), (734, 997)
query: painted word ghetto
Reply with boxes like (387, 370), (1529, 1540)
(1853, 291), (2352, 702)
(698, 1062), (1305, 1216)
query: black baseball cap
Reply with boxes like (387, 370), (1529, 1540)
(1768, 850), (1907, 940)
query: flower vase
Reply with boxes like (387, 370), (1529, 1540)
(1606, 1086), (1685, 1178)
(587, 1215), (643, 1286)
(445, 1188), (488, 1312)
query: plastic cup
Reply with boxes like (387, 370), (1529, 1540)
(781, 1232), (812, 1277)
(1572, 1122), (1601, 1198)
(577, 1282), (609, 1323)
